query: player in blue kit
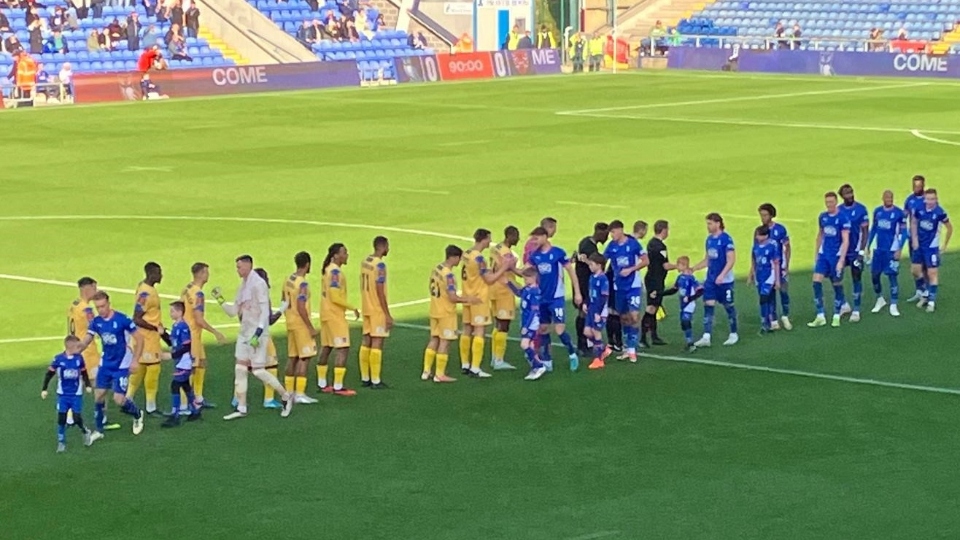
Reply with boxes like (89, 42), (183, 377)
(506, 267), (547, 381)
(866, 190), (907, 317)
(838, 184), (870, 322)
(664, 256), (703, 352)
(757, 203), (792, 330)
(911, 188), (953, 313)
(809, 192), (851, 328)
(748, 226), (782, 334)
(905, 175), (929, 304)
(583, 253), (611, 370)
(161, 301), (202, 428)
(692, 213), (738, 347)
(41, 336), (96, 452)
(528, 226), (582, 372)
(78, 291), (146, 437)
(602, 220), (648, 363)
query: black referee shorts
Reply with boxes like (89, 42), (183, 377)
(646, 286), (665, 308)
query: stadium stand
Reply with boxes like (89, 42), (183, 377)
(0, 1), (231, 77)
(247, 0), (434, 81)
(677, 0), (960, 51)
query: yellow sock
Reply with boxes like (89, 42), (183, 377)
(295, 376), (307, 396)
(471, 336), (485, 371)
(284, 375), (296, 394)
(333, 366), (346, 390)
(194, 367), (206, 401)
(126, 363), (144, 399)
(265, 367), (278, 401)
(423, 348), (436, 374)
(459, 335), (471, 368)
(436, 353), (449, 377)
(144, 363), (161, 411)
(359, 346), (371, 382)
(317, 364), (329, 388)
(490, 329), (501, 361)
(494, 330), (508, 362)
(369, 349), (383, 384)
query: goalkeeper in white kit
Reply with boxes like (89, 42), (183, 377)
(213, 255), (295, 420)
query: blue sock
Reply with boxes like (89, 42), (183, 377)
(759, 299), (769, 330)
(186, 391), (198, 414)
(813, 281), (824, 315)
(121, 398), (141, 418)
(171, 392), (181, 418)
(523, 345), (540, 368)
(833, 284), (846, 312)
(725, 303), (738, 334)
(558, 332), (575, 355)
(779, 289), (790, 317)
(57, 423), (66, 444)
(853, 279), (863, 310)
(890, 274), (899, 303)
(624, 326), (638, 350)
(592, 341), (605, 359)
(915, 277), (926, 293)
(769, 298), (778, 325)
(95, 401), (105, 432)
(703, 304), (715, 334)
(681, 318), (693, 344)
(929, 284), (939, 302)
(540, 334), (552, 363)
(872, 272), (883, 295)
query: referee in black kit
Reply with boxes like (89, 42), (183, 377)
(574, 222), (609, 353)
(641, 220), (674, 347)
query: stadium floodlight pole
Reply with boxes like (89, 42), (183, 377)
(612, 0), (618, 74)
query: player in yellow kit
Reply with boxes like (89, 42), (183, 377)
(490, 226), (521, 371)
(359, 236), (392, 389)
(422, 245), (480, 383)
(128, 262), (165, 415)
(67, 277), (119, 430)
(181, 262), (227, 410)
(282, 251), (318, 404)
(317, 243), (359, 396)
(460, 229), (513, 378)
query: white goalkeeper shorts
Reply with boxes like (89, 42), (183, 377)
(235, 338), (268, 368)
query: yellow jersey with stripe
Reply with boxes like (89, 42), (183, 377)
(429, 264), (457, 318)
(490, 242), (519, 296)
(360, 256), (387, 315)
(68, 298), (98, 363)
(282, 273), (311, 330)
(462, 248), (490, 303)
(134, 281), (162, 329)
(180, 282), (205, 334)
(321, 263), (354, 322)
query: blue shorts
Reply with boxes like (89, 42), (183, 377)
(586, 308), (608, 331)
(538, 297), (566, 325)
(95, 367), (130, 394)
(922, 248), (941, 268)
(815, 256), (844, 281)
(703, 280), (734, 304)
(845, 254), (865, 274)
(757, 282), (774, 297)
(871, 251), (900, 276)
(57, 395), (83, 414)
(909, 247), (924, 265)
(613, 288), (642, 314)
(173, 369), (192, 383)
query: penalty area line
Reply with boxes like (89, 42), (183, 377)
(910, 129), (960, 147)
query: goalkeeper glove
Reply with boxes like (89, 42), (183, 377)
(249, 328), (263, 348)
(211, 286), (226, 305)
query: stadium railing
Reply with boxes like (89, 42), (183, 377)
(1, 82), (72, 108)
(651, 34), (935, 53)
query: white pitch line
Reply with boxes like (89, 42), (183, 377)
(122, 166), (173, 172)
(566, 532), (621, 540)
(437, 139), (490, 147)
(556, 201), (628, 210)
(0, 273), (181, 300)
(555, 82), (929, 115)
(396, 188), (451, 195)
(910, 129), (960, 147)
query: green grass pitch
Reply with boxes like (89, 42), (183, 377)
(2, 71), (960, 539)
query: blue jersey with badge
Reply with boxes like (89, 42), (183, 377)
(674, 274), (701, 315)
(518, 285), (541, 331)
(914, 205), (950, 249)
(587, 273), (610, 313)
(603, 236), (645, 291)
(88, 311), (137, 370)
(905, 193), (926, 221)
(529, 246), (569, 300)
(872, 205), (907, 252)
(49, 353), (86, 396)
(170, 320), (193, 371)
(752, 241), (780, 289)
(841, 201), (870, 254)
(705, 232), (735, 283)
(818, 211), (851, 259)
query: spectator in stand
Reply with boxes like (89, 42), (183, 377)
(869, 27), (884, 51)
(171, 0), (184, 28)
(407, 31), (422, 50)
(517, 30), (533, 49)
(507, 25), (520, 49)
(375, 12), (384, 30)
(184, 2), (199, 38)
(167, 29), (191, 61)
(91, 0), (104, 19)
(86, 29), (99, 51)
(142, 0), (154, 17)
(306, 0), (318, 10)
(791, 23), (801, 49)
(570, 32), (584, 72)
(65, 6), (79, 29)
(58, 61), (73, 100)
(28, 19), (43, 54)
(141, 23), (159, 49)
(140, 73), (168, 99)
(157, 0), (172, 22)
(0, 10), (10, 33)
(588, 32), (603, 71)
(773, 21), (786, 49)
(99, 26), (113, 50)
(417, 31), (427, 48)
(69, 0), (90, 20)
(107, 17), (123, 43)
(44, 28), (68, 53)
(25, 5), (39, 26)
(650, 20), (667, 55)
(897, 25), (907, 40)
(3, 33), (22, 54)
(342, 18), (358, 42)
(536, 25), (555, 48)
(323, 14), (340, 41)
(296, 20), (315, 49)
(126, 11), (141, 50)
(35, 61), (53, 98)
(49, 6), (65, 31)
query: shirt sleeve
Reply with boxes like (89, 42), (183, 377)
(194, 291), (205, 312)
(297, 281), (308, 302)
(257, 280), (270, 329)
(125, 315), (138, 333)
(376, 262), (386, 284)
(445, 272), (457, 292)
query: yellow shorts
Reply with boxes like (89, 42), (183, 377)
(462, 303), (491, 326)
(491, 293), (516, 321)
(430, 316), (458, 340)
(140, 330), (162, 364)
(267, 337), (278, 367)
(321, 318), (350, 348)
(287, 327), (318, 358)
(83, 350), (99, 377)
(362, 312), (390, 338)
(190, 329), (206, 365)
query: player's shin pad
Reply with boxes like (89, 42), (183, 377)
(234, 365), (249, 395)
(252, 368), (285, 394)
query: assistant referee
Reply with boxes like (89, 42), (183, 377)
(574, 222), (609, 353)
(641, 220), (674, 346)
